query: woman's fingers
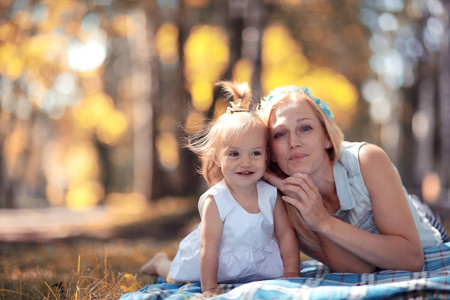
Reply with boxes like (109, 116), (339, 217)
(282, 173), (317, 198)
(263, 169), (285, 189)
(281, 195), (304, 210)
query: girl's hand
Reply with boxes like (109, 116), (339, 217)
(202, 289), (218, 298)
(281, 272), (299, 278)
(280, 173), (330, 232)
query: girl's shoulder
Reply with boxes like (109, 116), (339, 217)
(256, 179), (277, 194)
(198, 180), (236, 220)
(256, 180), (278, 210)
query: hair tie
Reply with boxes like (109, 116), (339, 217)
(259, 85), (334, 121)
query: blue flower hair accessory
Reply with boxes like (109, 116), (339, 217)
(260, 85), (334, 121)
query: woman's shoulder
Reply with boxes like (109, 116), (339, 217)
(357, 143), (390, 167)
(337, 141), (366, 171)
(340, 142), (387, 164)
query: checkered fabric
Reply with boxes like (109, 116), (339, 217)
(119, 242), (450, 299)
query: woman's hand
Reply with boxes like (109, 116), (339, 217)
(279, 173), (331, 232)
(263, 168), (287, 190)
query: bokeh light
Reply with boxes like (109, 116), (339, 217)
(422, 172), (442, 204)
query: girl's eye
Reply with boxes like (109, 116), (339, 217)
(251, 151), (262, 157)
(229, 151), (239, 157)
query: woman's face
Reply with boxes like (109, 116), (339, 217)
(268, 99), (332, 176)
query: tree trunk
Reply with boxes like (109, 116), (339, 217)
(414, 56), (436, 187)
(439, 0), (450, 193)
(128, 9), (157, 201)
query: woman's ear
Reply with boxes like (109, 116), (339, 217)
(325, 137), (332, 149)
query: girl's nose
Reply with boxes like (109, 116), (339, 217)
(239, 156), (251, 166)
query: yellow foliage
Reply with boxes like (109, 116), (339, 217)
(262, 24), (359, 127)
(156, 132), (179, 170)
(232, 58), (254, 84)
(0, 22), (15, 41)
(112, 14), (129, 36)
(185, 111), (205, 133)
(73, 92), (114, 129)
(97, 110), (129, 145)
(184, 25), (229, 86)
(119, 273), (141, 293)
(157, 114), (177, 132)
(213, 98), (229, 120)
(262, 24), (308, 69)
(156, 23), (179, 65)
(190, 81), (213, 112)
(66, 181), (104, 210)
(65, 144), (99, 183)
(184, 25), (230, 112)
(0, 43), (25, 80)
(295, 67), (359, 125)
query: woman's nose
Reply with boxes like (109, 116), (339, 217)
(289, 136), (301, 148)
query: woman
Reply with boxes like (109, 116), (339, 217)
(258, 85), (448, 273)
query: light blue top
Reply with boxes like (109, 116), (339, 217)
(332, 141), (442, 249)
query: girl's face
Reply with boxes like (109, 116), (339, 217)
(268, 100), (332, 177)
(215, 127), (267, 189)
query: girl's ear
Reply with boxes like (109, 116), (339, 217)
(213, 150), (221, 167)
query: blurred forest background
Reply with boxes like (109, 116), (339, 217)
(1, 0), (450, 237)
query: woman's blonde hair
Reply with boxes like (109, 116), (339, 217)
(186, 81), (268, 186)
(258, 86), (344, 250)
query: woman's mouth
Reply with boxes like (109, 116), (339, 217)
(289, 153), (307, 161)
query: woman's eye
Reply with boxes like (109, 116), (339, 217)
(273, 132), (284, 139)
(299, 125), (312, 132)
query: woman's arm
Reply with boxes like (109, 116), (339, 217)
(279, 144), (424, 272)
(200, 195), (223, 296)
(266, 170), (376, 273)
(273, 193), (300, 277)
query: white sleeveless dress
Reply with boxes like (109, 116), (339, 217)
(169, 179), (284, 283)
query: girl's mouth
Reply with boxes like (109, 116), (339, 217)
(237, 171), (254, 175)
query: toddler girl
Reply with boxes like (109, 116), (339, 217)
(140, 81), (299, 297)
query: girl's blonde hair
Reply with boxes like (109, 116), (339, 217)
(187, 81), (268, 186)
(258, 86), (344, 250)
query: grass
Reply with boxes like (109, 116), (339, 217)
(0, 196), (200, 300)
(0, 238), (179, 300)
(2, 198), (448, 300)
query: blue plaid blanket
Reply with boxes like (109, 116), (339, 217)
(119, 242), (450, 299)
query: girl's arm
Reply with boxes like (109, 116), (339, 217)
(200, 195), (223, 296)
(273, 193), (300, 277)
(280, 144), (423, 272)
